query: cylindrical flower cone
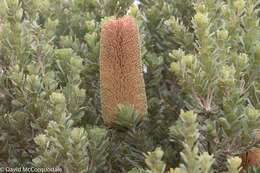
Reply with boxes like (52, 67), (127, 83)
(99, 16), (147, 125)
(242, 149), (260, 168)
(241, 132), (260, 168)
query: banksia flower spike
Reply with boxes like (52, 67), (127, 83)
(100, 16), (147, 125)
(242, 149), (260, 168)
(242, 132), (260, 168)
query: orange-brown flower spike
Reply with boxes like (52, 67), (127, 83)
(99, 16), (147, 125)
(241, 148), (260, 168)
(241, 132), (260, 168)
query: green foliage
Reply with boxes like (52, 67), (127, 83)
(128, 168), (148, 173)
(1, 0), (260, 172)
(169, 110), (215, 173)
(114, 104), (142, 129)
(87, 127), (109, 173)
(169, 0), (260, 170)
(128, 147), (165, 173)
(144, 147), (166, 173)
(227, 157), (242, 173)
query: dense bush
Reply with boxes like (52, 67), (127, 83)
(0, 0), (260, 172)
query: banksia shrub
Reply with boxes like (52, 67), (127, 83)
(100, 16), (147, 125)
(166, 0), (260, 171)
(2, 0), (260, 172)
